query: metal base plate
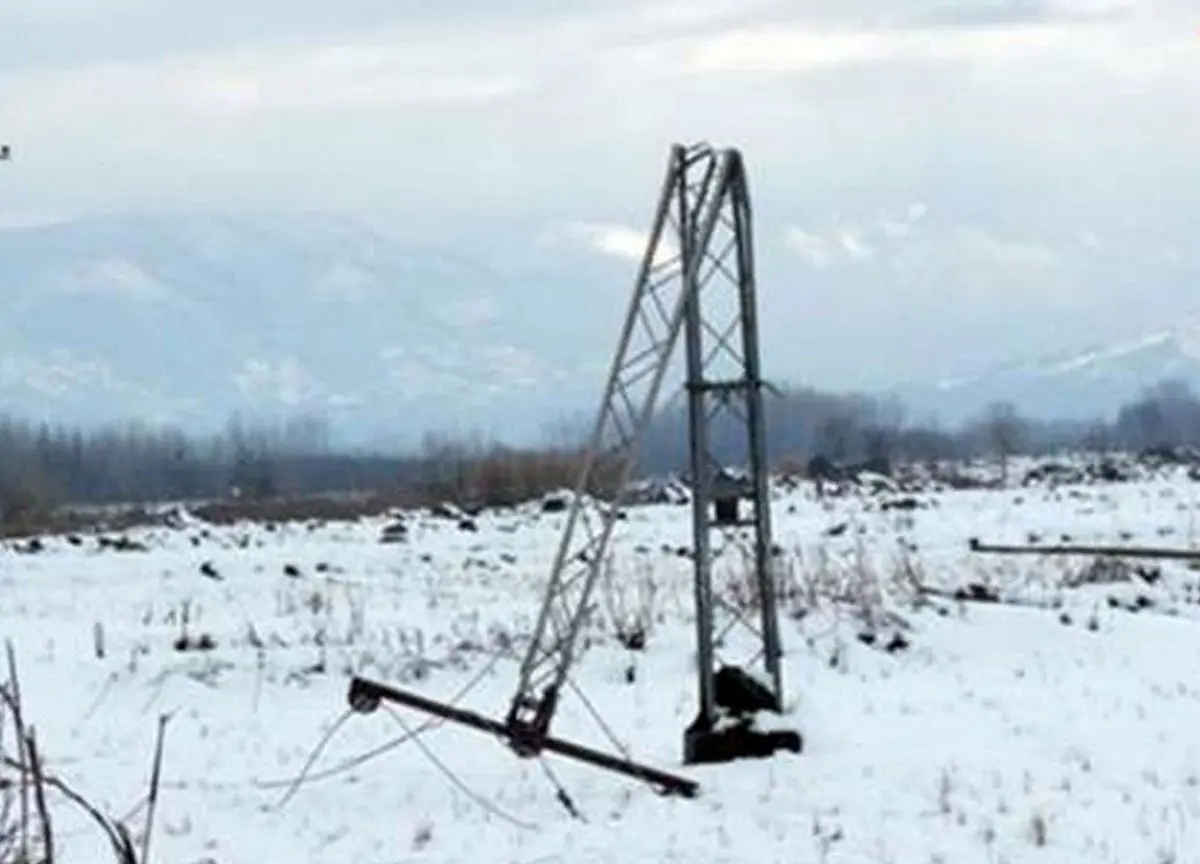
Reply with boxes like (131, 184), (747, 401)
(683, 719), (803, 766)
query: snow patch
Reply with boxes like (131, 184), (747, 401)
(310, 263), (379, 301)
(49, 257), (175, 300)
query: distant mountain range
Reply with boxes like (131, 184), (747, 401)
(0, 210), (1195, 443)
(0, 212), (623, 445)
(898, 327), (1200, 424)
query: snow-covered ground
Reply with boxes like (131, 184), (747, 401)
(4, 468), (1200, 863)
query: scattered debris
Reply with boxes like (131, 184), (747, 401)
(540, 491), (571, 513)
(380, 520), (408, 544)
(173, 632), (217, 652)
(97, 534), (149, 553)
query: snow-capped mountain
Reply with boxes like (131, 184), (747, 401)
(6, 209), (1195, 441)
(0, 212), (618, 444)
(899, 327), (1200, 424)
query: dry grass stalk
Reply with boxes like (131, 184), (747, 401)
(139, 714), (171, 864)
(25, 730), (51, 864)
(600, 557), (657, 650)
(3, 642), (29, 863)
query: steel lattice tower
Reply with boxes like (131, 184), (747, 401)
(348, 143), (799, 797)
(506, 142), (799, 764)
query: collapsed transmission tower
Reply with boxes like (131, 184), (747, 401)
(348, 142), (800, 798)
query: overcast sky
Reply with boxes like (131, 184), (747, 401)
(0, 0), (1198, 389)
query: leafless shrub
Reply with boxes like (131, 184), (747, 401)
(1062, 556), (1133, 588)
(0, 469), (57, 539)
(887, 544), (929, 609)
(0, 501), (178, 543)
(418, 438), (623, 510)
(2, 641), (170, 864)
(774, 453), (808, 479)
(734, 543), (917, 661)
(600, 557), (658, 651)
(770, 542), (898, 620)
(192, 491), (414, 526)
(0, 440), (624, 540)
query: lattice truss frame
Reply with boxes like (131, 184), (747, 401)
(505, 142), (784, 748)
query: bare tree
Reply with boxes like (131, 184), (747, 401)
(539, 412), (590, 451)
(1082, 420), (1110, 455)
(282, 412), (331, 455)
(983, 401), (1024, 485)
(815, 409), (858, 464)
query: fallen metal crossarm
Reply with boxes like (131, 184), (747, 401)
(969, 538), (1200, 561)
(347, 676), (699, 798)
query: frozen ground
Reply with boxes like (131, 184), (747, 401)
(4, 466), (1200, 863)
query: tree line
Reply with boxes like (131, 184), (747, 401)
(3, 378), (1200, 523)
(646, 378), (1200, 473)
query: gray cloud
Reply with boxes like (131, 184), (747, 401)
(910, 0), (1131, 28)
(0, 0), (592, 67)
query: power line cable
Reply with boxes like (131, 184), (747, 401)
(256, 647), (507, 799)
(381, 703), (537, 831)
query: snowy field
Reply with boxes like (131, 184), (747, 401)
(4, 462), (1200, 863)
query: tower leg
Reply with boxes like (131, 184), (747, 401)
(675, 148), (802, 765)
